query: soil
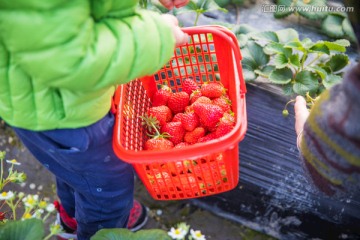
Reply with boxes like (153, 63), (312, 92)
(0, 122), (274, 240)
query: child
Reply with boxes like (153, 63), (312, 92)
(0, 0), (189, 239)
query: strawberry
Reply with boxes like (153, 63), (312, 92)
(193, 103), (224, 128)
(161, 122), (185, 145)
(152, 85), (173, 107)
(212, 96), (232, 113)
(184, 127), (206, 144)
(215, 113), (235, 138)
(147, 106), (172, 126)
(201, 82), (226, 99)
(198, 132), (217, 143)
(190, 89), (202, 104)
(181, 112), (199, 132)
(174, 142), (190, 149)
(172, 113), (184, 123)
(182, 78), (199, 95)
(167, 92), (190, 114)
(186, 96), (212, 112)
(145, 137), (174, 150)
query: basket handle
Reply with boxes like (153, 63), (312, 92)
(182, 26), (247, 94)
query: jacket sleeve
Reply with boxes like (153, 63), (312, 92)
(298, 64), (360, 197)
(0, 0), (175, 91)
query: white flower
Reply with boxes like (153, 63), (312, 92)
(168, 227), (187, 240)
(22, 194), (39, 207)
(46, 203), (56, 212)
(6, 159), (21, 165)
(33, 209), (44, 218)
(190, 229), (206, 240)
(0, 191), (15, 200)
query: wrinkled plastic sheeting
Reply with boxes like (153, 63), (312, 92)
(191, 84), (360, 240)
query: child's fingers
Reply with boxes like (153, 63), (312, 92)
(294, 96), (309, 136)
(174, 0), (190, 8)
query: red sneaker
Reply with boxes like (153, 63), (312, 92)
(54, 199), (148, 239)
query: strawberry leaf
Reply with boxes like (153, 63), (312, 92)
(274, 54), (288, 69)
(325, 54), (349, 73)
(322, 14), (345, 38)
(275, 28), (299, 43)
(254, 65), (276, 78)
(293, 70), (319, 95)
(309, 42), (330, 54)
(289, 54), (301, 68)
(323, 74), (342, 89)
(296, 0), (327, 20)
(269, 67), (293, 85)
(274, 0), (294, 19)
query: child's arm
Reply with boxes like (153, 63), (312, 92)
(0, 1), (183, 91)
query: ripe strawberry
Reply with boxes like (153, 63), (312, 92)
(174, 142), (190, 149)
(184, 127), (205, 144)
(186, 96), (212, 112)
(161, 122), (185, 145)
(193, 103), (224, 128)
(182, 78), (199, 95)
(172, 113), (184, 123)
(198, 132), (217, 143)
(145, 137), (174, 150)
(167, 92), (190, 114)
(215, 113), (235, 138)
(190, 89), (202, 104)
(152, 85), (172, 107)
(147, 106), (172, 126)
(212, 96), (232, 113)
(201, 82), (226, 99)
(181, 112), (199, 132)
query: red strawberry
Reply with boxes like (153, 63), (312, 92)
(193, 103), (224, 128)
(147, 106), (172, 126)
(198, 132), (217, 143)
(190, 90), (202, 104)
(172, 113), (184, 123)
(184, 127), (206, 144)
(215, 113), (235, 138)
(167, 92), (190, 114)
(212, 96), (232, 113)
(152, 85), (172, 107)
(192, 96), (212, 105)
(182, 78), (199, 95)
(201, 82), (226, 99)
(145, 138), (174, 150)
(161, 122), (185, 145)
(181, 112), (199, 132)
(174, 142), (190, 149)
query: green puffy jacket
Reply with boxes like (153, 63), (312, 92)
(0, 0), (175, 130)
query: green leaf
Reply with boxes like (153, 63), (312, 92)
(322, 14), (345, 38)
(237, 34), (249, 48)
(264, 42), (292, 57)
(275, 28), (299, 43)
(323, 74), (342, 89)
(242, 66), (258, 81)
(269, 67), (293, 84)
(342, 18), (357, 42)
(0, 219), (44, 240)
(284, 39), (305, 51)
(242, 41), (269, 68)
(254, 65), (276, 78)
(322, 39), (350, 52)
(283, 83), (295, 95)
(301, 38), (314, 49)
(214, 0), (231, 7)
(309, 42), (330, 54)
(274, 0), (294, 19)
(326, 54), (349, 72)
(293, 70), (319, 95)
(91, 228), (172, 240)
(175, 0), (227, 15)
(296, 0), (327, 20)
(306, 65), (328, 80)
(274, 54), (288, 69)
(289, 54), (301, 68)
(250, 31), (279, 43)
(232, 24), (257, 35)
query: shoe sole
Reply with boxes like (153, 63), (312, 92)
(129, 207), (149, 232)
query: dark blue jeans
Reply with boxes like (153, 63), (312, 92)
(13, 112), (134, 240)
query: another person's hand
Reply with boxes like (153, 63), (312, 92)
(294, 96), (310, 148)
(159, 0), (190, 9)
(161, 14), (188, 47)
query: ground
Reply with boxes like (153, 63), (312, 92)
(0, 121), (274, 240)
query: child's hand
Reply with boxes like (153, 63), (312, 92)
(161, 14), (189, 47)
(159, 0), (190, 9)
(294, 96), (309, 136)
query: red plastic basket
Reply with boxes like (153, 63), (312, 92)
(112, 26), (247, 200)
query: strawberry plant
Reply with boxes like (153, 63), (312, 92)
(234, 25), (351, 104)
(274, 0), (356, 42)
